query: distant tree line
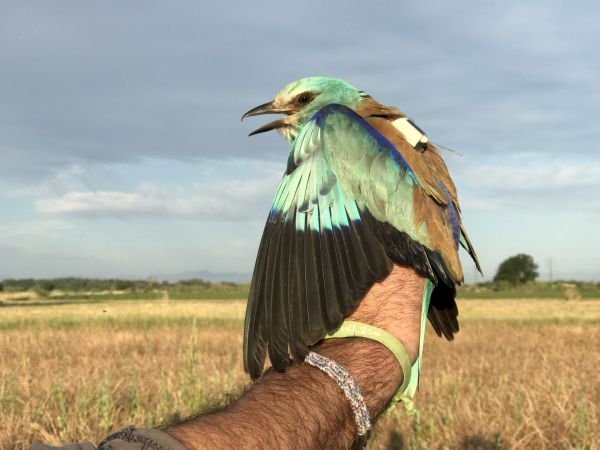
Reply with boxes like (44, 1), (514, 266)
(457, 253), (600, 298)
(2, 254), (597, 300)
(0, 277), (248, 294)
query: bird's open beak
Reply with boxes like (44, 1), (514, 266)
(241, 101), (292, 136)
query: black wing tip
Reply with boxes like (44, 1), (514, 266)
(428, 278), (460, 341)
(428, 307), (459, 341)
(245, 357), (265, 381)
(271, 357), (291, 373)
(245, 352), (289, 380)
(460, 226), (483, 275)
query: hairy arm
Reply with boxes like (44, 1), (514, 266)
(167, 266), (424, 450)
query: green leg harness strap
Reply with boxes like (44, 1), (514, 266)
(323, 279), (433, 415)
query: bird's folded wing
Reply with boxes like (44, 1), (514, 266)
(367, 118), (481, 274)
(244, 104), (463, 379)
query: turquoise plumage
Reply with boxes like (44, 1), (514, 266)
(242, 77), (480, 381)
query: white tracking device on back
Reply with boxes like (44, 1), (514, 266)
(392, 118), (428, 152)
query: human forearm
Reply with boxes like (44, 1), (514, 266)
(168, 338), (400, 449)
(168, 266), (424, 450)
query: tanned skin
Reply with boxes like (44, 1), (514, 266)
(167, 266), (424, 450)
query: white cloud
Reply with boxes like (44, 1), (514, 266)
(455, 153), (600, 191)
(470, 160), (600, 191)
(35, 177), (281, 220)
(447, 153), (600, 215)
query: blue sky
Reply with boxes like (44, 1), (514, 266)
(1, 1), (599, 281)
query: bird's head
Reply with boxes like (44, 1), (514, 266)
(242, 77), (363, 142)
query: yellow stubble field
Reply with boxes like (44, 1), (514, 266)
(1, 298), (599, 450)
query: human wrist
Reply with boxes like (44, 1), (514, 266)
(316, 337), (403, 417)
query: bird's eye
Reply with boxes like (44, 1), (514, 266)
(297, 93), (313, 105)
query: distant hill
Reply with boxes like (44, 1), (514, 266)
(153, 270), (251, 284)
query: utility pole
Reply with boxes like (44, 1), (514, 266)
(547, 257), (553, 282)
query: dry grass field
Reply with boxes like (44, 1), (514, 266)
(1, 298), (599, 450)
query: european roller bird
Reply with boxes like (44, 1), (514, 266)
(241, 77), (480, 381)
